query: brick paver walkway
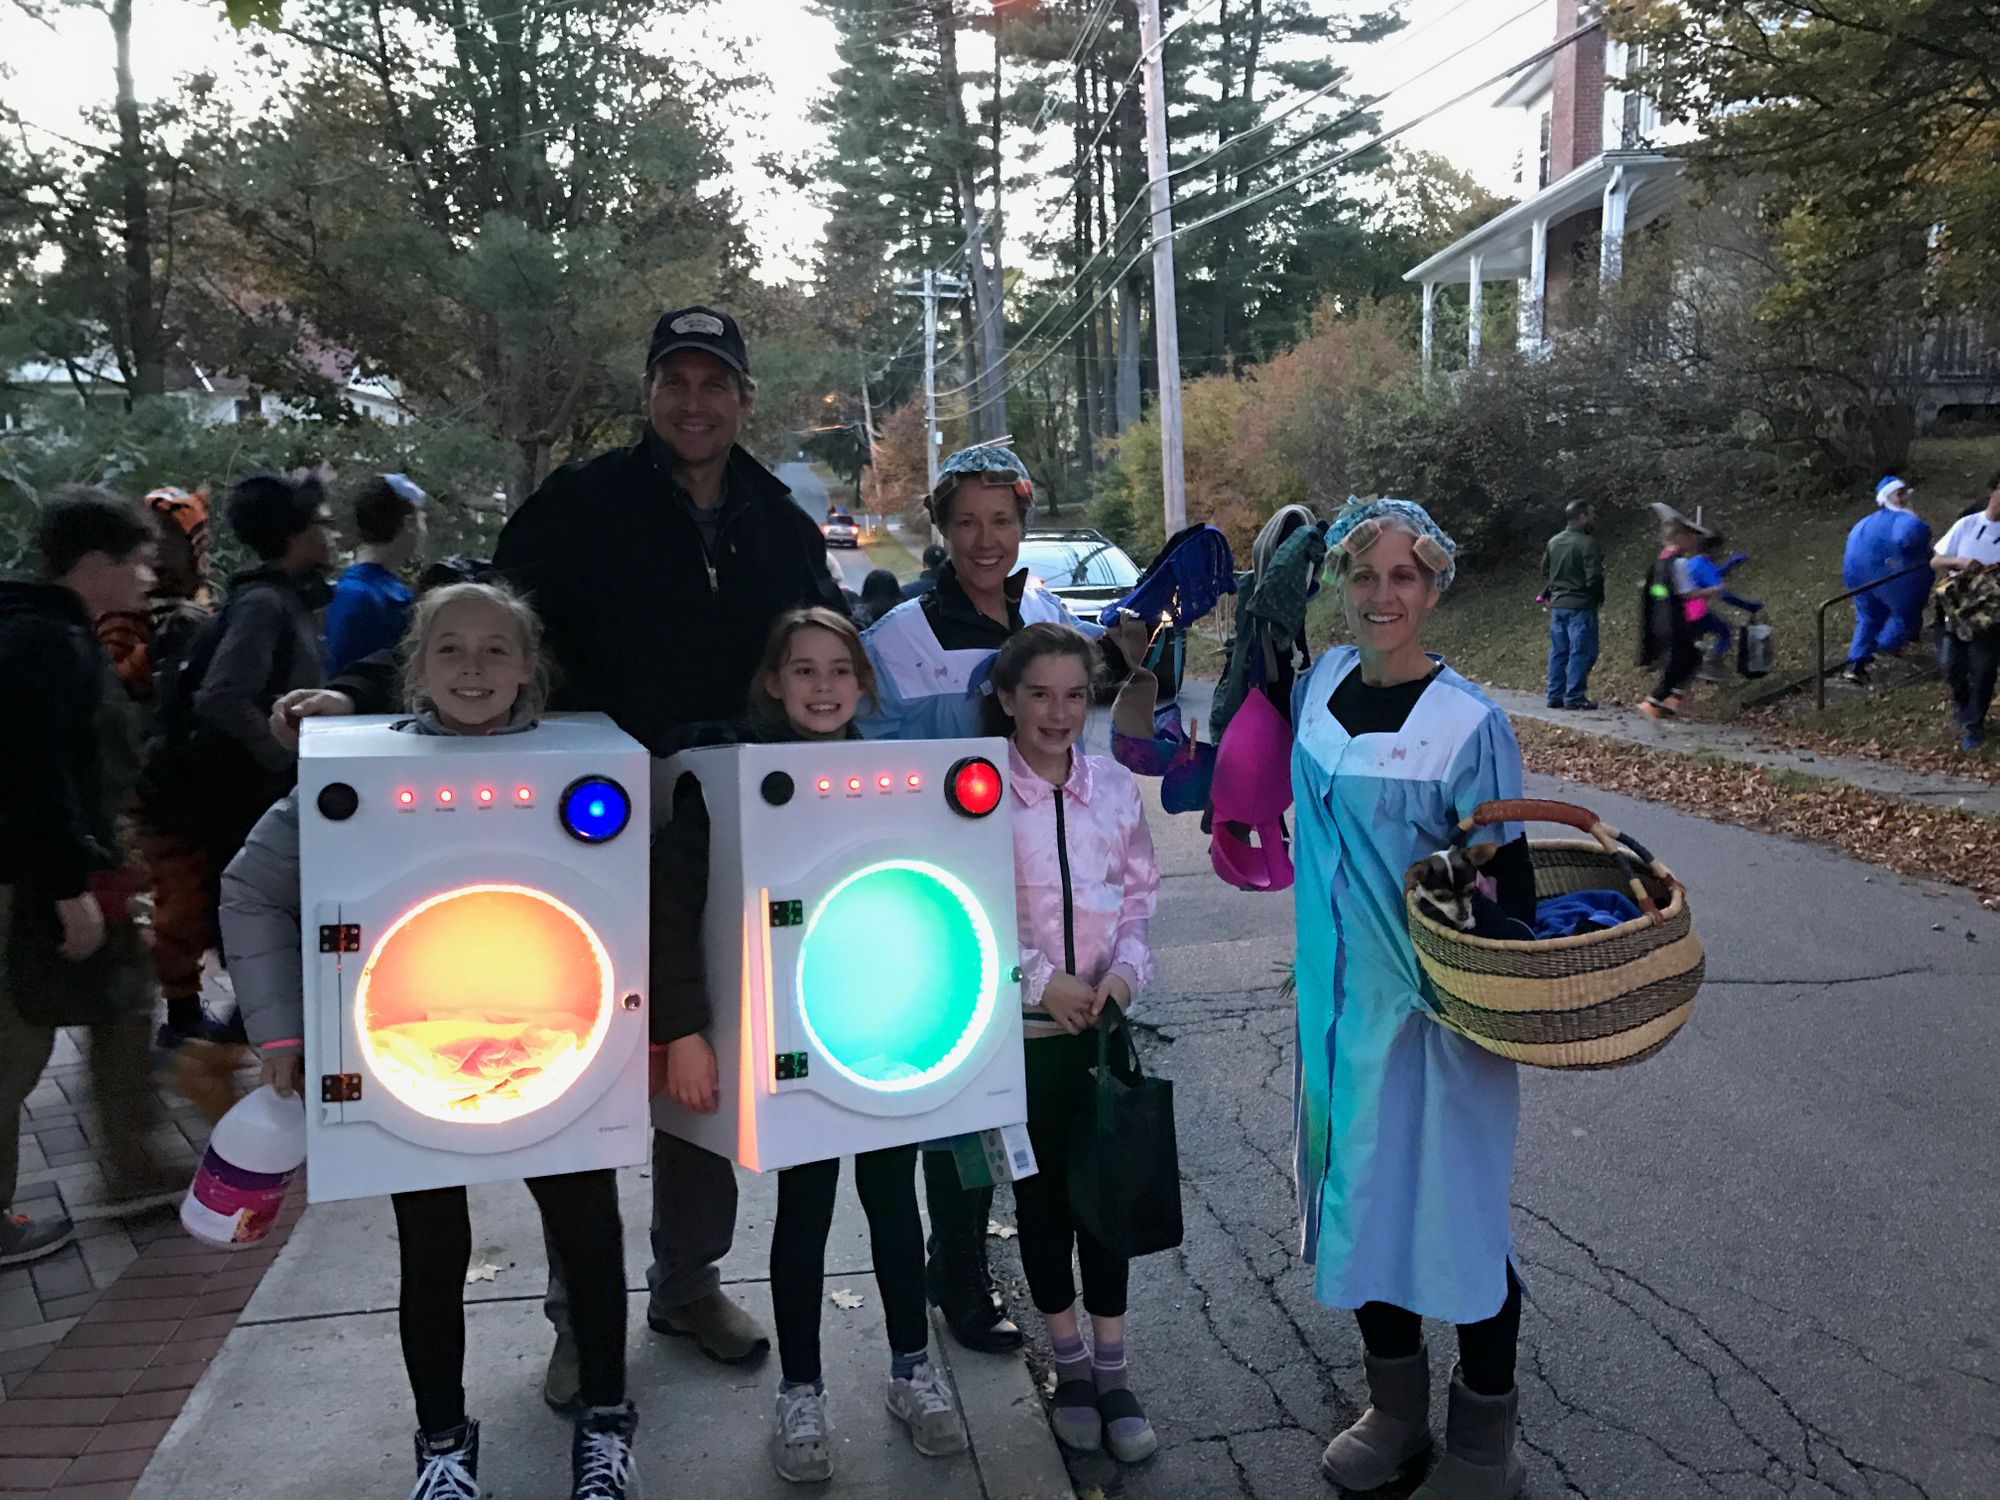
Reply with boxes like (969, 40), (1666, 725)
(1, 1027), (294, 1498)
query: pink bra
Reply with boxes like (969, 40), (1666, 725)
(1208, 688), (1296, 892)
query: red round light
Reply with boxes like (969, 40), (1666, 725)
(438, 788), (454, 804)
(847, 777), (862, 793)
(477, 787), (495, 804)
(877, 774), (893, 790)
(397, 789), (415, 807)
(516, 787), (533, 803)
(816, 778), (832, 794)
(945, 757), (1002, 818)
(907, 773), (922, 789)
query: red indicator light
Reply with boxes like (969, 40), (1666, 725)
(397, 789), (416, 807)
(847, 777), (862, 793)
(907, 773), (922, 789)
(438, 788), (454, 805)
(477, 787), (495, 805)
(515, 786), (533, 803)
(877, 774), (893, 790)
(945, 757), (1002, 818)
(816, 777), (832, 794)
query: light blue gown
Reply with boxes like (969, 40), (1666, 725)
(1290, 647), (1525, 1325)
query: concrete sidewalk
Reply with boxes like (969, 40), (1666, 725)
(1479, 683), (2000, 816)
(132, 1161), (1069, 1500)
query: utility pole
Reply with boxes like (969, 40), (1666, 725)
(1137, 0), (1187, 535)
(896, 269), (970, 496)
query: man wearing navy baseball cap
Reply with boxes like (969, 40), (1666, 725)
(274, 305), (847, 1410)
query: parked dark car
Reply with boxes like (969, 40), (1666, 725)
(1019, 528), (1186, 701)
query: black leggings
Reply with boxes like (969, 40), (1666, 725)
(1651, 632), (1702, 703)
(392, 1169), (626, 1436)
(1011, 1032), (1129, 1318)
(1353, 1264), (1523, 1397)
(771, 1146), (927, 1384)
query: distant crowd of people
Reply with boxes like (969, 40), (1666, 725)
(1534, 470), (2000, 753)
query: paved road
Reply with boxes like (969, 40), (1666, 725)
(997, 759), (2000, 1499)
(777, 461), (875, 593)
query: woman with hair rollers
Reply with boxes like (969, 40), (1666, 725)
(1287, 499), (1531, 1500)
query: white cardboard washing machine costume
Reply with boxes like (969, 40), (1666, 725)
(651, 738), (1029, 1173)
(296, 714), (651, 1202)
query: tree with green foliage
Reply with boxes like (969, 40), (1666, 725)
(1615, 0), (2000, 330)
(211, 0), (752, 497)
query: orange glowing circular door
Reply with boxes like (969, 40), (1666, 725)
(354, 885), (613, 1124)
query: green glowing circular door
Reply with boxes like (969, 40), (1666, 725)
(795, 860), (1000, 1093)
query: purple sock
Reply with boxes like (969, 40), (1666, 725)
(1092, 1337), (1148, 1436)
(1051, 1333), (1091, 1386)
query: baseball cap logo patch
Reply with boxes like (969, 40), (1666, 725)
(647, 305), (750, 377)
(671, 312), (725, 337)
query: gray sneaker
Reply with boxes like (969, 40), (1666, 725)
(544, 1330), (583, 1419)
(886, 1361), (968, 1457)
(0, 1210), (75, 1269)
(773, 1384), (833, 1483)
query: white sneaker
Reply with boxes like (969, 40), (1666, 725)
(773, 1384), (833, 1483)
(886, 1361), (968, 1457)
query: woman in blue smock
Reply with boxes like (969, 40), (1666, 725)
(1292, 500), (1528, 1500)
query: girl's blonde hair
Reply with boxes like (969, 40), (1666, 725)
(400, 580), (553, 720)
(746, 607), (878, 733)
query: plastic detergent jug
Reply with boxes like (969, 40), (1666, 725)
(180, 1085), (306, 1248)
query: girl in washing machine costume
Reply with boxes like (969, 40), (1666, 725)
(652, 607), (968, 1484)
(220, 583), (641, 1500)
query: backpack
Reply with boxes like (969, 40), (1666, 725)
(138, 583), (299, 838)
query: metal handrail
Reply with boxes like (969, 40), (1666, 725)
(1814, 560), (1935, 711)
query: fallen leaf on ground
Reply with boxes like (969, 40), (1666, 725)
(1514, 720), (2000, 911)
(465, 1259), (502, 1284)
(829, 1289), (865, 1309)
(986, 1219), (1018, 1240)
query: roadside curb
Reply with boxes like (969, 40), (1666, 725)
(930, 1308), (1072, 1500)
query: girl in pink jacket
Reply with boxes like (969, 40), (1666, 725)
(989, 623), (1161, 1464)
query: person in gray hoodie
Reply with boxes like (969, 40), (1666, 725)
(220, 582), (642, 1500)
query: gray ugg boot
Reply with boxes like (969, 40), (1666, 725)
(1409, 1366), (1525, 1500)
(1320, 1347), (1433, 1491)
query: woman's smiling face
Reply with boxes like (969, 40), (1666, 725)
(1340, 525), (1440, 658)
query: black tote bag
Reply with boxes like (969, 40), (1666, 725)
(1065, 1008), (1184, 1259)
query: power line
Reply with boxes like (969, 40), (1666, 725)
(936, 18), (1601, 407)
(966, 0), (1555, 391)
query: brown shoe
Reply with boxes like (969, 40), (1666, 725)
(175, 1038), (249, 1125)
(649, 1288), (770, 1364)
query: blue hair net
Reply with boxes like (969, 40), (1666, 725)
(1324, 496), (1457, 592)
(937, 443), (1030, 487)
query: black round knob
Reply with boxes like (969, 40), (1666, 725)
(760, 771), (795, 807)
(317, 782), (360, 821)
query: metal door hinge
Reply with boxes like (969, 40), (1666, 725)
(318, 924), (361, 954)
(768, 899), (804, 928)
(774, 1051), (809, 1082)
(320, 1074), (363, 1102)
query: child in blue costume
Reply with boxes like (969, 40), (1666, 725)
(1289, 499), (1528, 1500)
(1842, 476), (1933, 681)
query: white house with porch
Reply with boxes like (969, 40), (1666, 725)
(1404, 0), (1693, 367)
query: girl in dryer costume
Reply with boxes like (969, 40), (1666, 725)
(652, 607), (968, 1485)
(220, 582), (641, 1500)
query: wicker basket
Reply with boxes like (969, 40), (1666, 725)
(1405, 798), (1704, 1070)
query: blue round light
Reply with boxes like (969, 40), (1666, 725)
(560, 776), (630, 844)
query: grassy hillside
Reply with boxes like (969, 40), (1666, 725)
(1304, 435), (1999, 772)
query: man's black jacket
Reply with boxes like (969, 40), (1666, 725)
(0, 578), (114, 898)
(332, 435), (844, 751)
